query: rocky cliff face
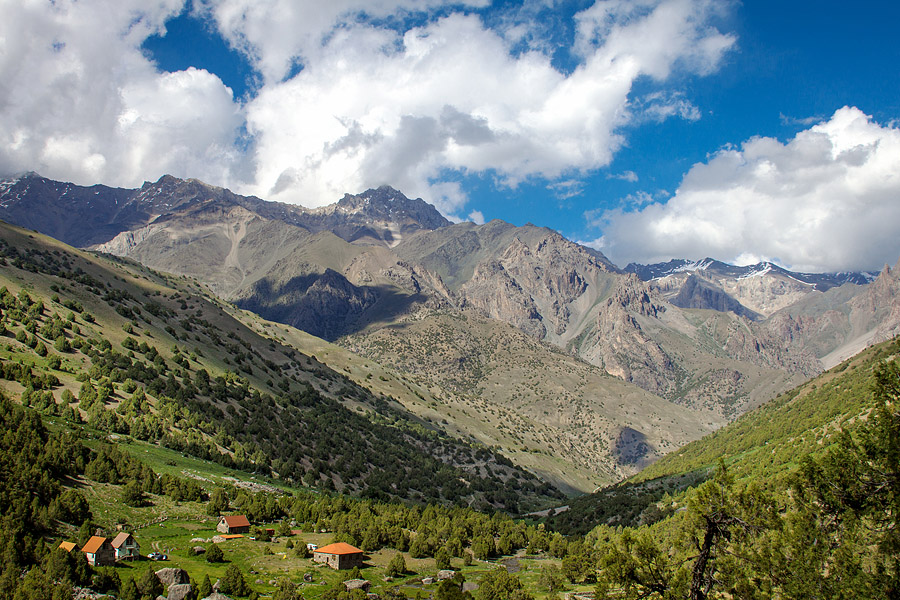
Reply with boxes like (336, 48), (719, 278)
(670, 274), (760, 319)
(454, 229), (617, 343)
(580, 276), (681, 398)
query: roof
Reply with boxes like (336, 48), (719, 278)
(81, 536), (107, 554)
(221, 515), (251, 528)
(219, 534), (244, 539)
(314, 542), (363, 555)
(111, 532), (134, 548)
(58, 541), (78, 552)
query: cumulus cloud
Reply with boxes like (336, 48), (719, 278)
(0, 0), (734, 215)
(236, 0), (735, 208)
(592, 107), (900, 272)
(0, 0), (242, 188)
(193, 0), (491, 85)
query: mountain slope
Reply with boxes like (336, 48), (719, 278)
(547, 335), (900, 534)
(0, 221), (561, 511)
(4, 173), (899, 448)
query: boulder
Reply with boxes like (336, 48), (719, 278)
(168, 584), (193, 600)
(201, 594), (233, 600)
(156, 567), (190, 587)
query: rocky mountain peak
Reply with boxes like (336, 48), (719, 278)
(335, 186), (451, 231)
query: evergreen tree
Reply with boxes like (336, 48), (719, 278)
(206, 543), (224, 563)
(435, 547), (451, 570)
(220, 564), (252, 596)
(137, 566), (163, 599)
(207, 487), (230, 516)
(197, 574), (213, 598)
(118, 577), (140, 600)
(386, 553), (406, 578)
(476, 569), (533, 600)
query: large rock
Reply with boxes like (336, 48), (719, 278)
(168, 584), (193, 600)
(201, 594), (233, 600)
(156, 567), (190, 587)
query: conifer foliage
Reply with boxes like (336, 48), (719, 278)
(595, 351), (900, 599)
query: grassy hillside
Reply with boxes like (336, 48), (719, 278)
(0, 221), (561, 512)
(343, 308), (721, 493)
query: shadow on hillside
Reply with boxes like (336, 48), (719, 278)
(234, 271), (428, 341)
(614, 426), (653, 468)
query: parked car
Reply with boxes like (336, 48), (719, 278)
(148, 552), (167, 561)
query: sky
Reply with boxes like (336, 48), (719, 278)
(2, 0), (899, 273)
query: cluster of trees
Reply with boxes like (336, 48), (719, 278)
(0, 393), (92, 597)
(0, 392), (219, 599)
(85, 443), (207, 505)
(593, 357), (900, 599)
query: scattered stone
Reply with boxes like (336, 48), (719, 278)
(344, 579), (370, 592)
(168, 583), (193, 600)
(156, 567), (190, 587)
(192, 546), (207, 554)
(72, 587), (107, 600)
(201, 594), (233, 600)
(422, 577), (434, 585)
(437, 570), (455, 580)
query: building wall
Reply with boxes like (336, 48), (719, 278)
(313, 551), (363, 569)
(217, 520), (250, 534)
(338, 553), (363, 569)
(87, 545), (115, 567)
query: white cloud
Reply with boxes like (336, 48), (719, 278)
(0, 0), (735, 214)
(236, 0), (735, 207)
(594, 107), (900, 272)
(0, 0), (242, 188)
(193, 0), (491, 85)
(608, 170), (639, 182)
(467, 210), (485, 225)
(548, 179), (586, 200)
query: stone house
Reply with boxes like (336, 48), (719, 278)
(217, 515), (251, 534)
(312, 542), (364, 570)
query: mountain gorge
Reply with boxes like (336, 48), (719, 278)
(2, 172), (900, 492)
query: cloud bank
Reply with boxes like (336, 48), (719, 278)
(0, 0), (734, 217)
(593, 107), (900, 272)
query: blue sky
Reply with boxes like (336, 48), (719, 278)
(2, 0), (900, 271)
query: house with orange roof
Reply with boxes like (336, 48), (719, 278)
(217, 514), (251, 534)
(58, 541), (79, 553)
(82, 536), (115, 566)
(313, 542), (364, 570)
(111, 532), (140, 561)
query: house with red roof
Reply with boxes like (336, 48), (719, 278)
(217, 514), (251, 534)
(313, 542), (364, 570)
(82, 536), (115, 566)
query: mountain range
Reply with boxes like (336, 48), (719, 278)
(2, 171), (899, 492)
